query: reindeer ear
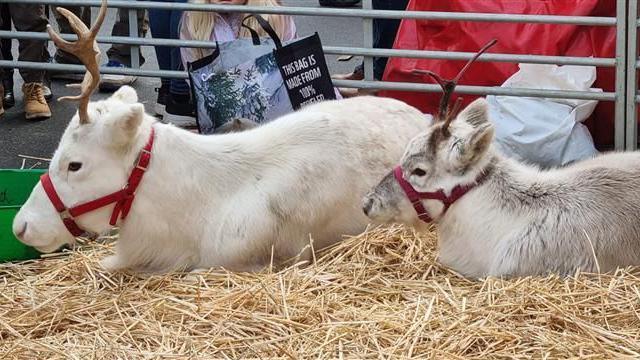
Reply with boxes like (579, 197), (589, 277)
(121, 104), (145, 134)
(465, 123), (494, 157)
(449, 124), (494, 172)
(111, 85), (138, 104)
(456, 98), (490, 127)
(110, 103), (145, 147)
(449, 99), (494, 170)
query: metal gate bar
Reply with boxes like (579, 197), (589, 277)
(362, 0), (374, 81)
(615, 0), (628, 150)
(5, 0), (618, 26)
(629, 1), (639, 150)
(0, 59), (616, 102)
(129, 8), (139, 69)
(0, 31), (616, 67)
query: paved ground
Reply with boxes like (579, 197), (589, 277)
(0, 0), (363, 169)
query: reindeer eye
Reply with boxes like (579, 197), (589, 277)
(411, 168), (427, 177)
(68, 162), (83, 172)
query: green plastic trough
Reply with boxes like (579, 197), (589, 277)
(0, 169), (44, 262)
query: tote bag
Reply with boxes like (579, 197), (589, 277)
(188, 15), (336, 134)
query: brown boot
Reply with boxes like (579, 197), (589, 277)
(0, 83), (4, 117)
(22, 82), (51, 120)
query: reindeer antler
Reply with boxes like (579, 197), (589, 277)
(47, 0), (108, 124)
(413, 39), (498, 130)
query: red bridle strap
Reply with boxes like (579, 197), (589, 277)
(41, 127), (155, 237)
(393, 166), (488, 223)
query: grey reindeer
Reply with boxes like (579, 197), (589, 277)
(363, 40), (640, 279)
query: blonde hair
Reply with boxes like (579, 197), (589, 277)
(184, 0), (288, 59)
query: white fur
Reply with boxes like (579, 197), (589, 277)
(365, 98), (640, 278)
(13, 86), (428, 273)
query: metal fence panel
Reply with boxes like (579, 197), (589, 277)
(0, 0), (633, 149)
(615, 0), (628, 150)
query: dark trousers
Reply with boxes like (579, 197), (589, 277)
(356, 0), (409, 80)
(0, 3), (12, 82)
(54, 5), (148, 66)
(372, 0), (409, 80)
(52, 6), (91, 65)
(0, 4), (48, 83)
(148, 0), (189, 95)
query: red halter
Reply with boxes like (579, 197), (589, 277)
(393, 166), (487, 223)
(40, 128), (155, 237)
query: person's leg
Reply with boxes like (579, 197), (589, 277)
(0, 3), (13, 110)
(168, 4), (189, 97)
(164, 1), (195, 126)
(52, 6), (91, 65)
(337, 0), (407, 84)
(147, 2), (172, 115)
(143, 0), (191, 125)
(106, 7), (147, 66)
(9, 4), (47, 83)
(144, 0), (192, 124)
(100, 5), (148, 91)
(372, 0), (408, 80)
(337, 0), (407, 97)
(1, 4), (12, 75)
(9, 3), (51, 119)
(49, 5), (91, 82)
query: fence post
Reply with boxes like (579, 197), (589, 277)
(362, 0), (374, 82)
(615, 0), (628, 150)
(626, 0), (638, 150)
(128, 6), (140, 69)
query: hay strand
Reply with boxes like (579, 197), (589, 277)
(1, 226), (640, 358)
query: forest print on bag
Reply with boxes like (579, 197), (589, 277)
(188, 14), (336, 135)
(192, 51), (293, 133)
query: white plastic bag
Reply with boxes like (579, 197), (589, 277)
(486, 64), (601, 168)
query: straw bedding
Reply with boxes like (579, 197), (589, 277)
(1, 226), (639, 359)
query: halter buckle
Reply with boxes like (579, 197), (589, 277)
(135, 149), (152, 171)
(59, 208), (74, 220)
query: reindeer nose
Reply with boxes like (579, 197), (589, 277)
(362, 196), (375, 216)
(14, 222), (28, 240)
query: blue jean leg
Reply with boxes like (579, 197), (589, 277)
(372, 0), (409, 80)
(148, 0), (190, 95)
(352, 0), (409, 80)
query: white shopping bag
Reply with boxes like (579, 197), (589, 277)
(486, 64), (601, 168)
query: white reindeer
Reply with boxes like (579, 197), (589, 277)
(216, 117), (259, 134)
(363, 97), (640, 278)
(11, 0), (428, 273)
